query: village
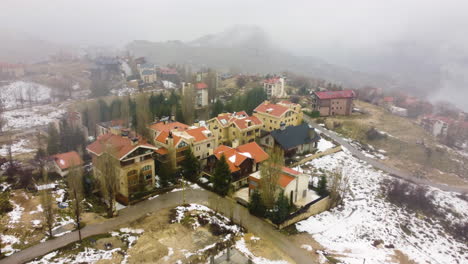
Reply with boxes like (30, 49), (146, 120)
(0, 53), (467, 264)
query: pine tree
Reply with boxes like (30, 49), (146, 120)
(248, 189), (266, 217)
(46, 123), (60, 155)
(158, 162), (174, 188)
(317, 175), (328, 196)
(181, 148), (200, 182)
(212, 155), (231, 196)
(271, 192), (291, 225)
(211, 100), (224, 117)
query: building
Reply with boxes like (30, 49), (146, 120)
(389, 106), (408, 117)
(207, 142), (269, 189)
(420, 115), (454, 138)
(195, 82), (209, 107)
(381, 97), (395, 109)
(248, 166), (309, 205)
(63, 111), (89, 139)
(312, 90), (355, 116)
(263, 77), (286, 98)
(86, 132), (158, 205)
(253, 100), (303, 132)
(207, 111), (263, 146)
(51, 151), (84, 177)
(96, 120), (127, 137)
(259, 123), (320, 156)
(0, 62), (25, 79)
(137, 63), (157, 84)
(149, 120), (216, 166)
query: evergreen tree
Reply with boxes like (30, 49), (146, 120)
(46, 124), (60, 155)
(248, 189), (266, 217)
(271, 192), (291, 225)
(175, 104), (185, 123)
(158, 162), (174, 188)
(211, 100), (224, 117)
(181, 148), (200, 182)
(109, 99), (122, 120)
(98, 99), (110, 122)
(212, 155), (231, 196)
(317, 175), (328, 196)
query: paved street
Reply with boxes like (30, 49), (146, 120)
(1, 189), (315, 264)
(305, 116), (468, 194)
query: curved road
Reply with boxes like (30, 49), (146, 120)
(1, 189), (315, 264)
(305, 116), (468, 194)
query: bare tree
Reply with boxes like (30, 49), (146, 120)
(135, 93), (151, 140)
(40, 170), (55, 238)
(68, 164), (84, 242)
(181, 83), (194, 124)
(260, 146), (285, 208)
(96, 144), (118, 218)
(328, 167), (350, 208)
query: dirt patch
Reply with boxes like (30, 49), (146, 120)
(242, 233), (296, 263)
(81, 212), (106, 225)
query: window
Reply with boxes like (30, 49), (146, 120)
(145, 174), (152, 181)
(207, 143), (211, 148)
(141, 165), (151, 171)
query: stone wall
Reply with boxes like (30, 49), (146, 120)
(278, 195), (331, 229)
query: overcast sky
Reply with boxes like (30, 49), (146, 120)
(2, 0), (468, 109)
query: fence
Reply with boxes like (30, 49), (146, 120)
(277, 195), (331, 229)
(290, 146), (342, 167)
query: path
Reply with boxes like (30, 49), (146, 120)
(1, 189), (316, 264)
(304, 116), (468, 193)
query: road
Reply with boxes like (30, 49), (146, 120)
(305, 116), (468, 194)
(1, 189), (315, 264)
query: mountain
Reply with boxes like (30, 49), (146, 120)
(126, 25), (396, 89)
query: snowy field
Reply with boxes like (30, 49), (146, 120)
(0, 81), (52, 110)
(295, 149), (468, 264)
(3, 104), (66, 131)
(0, 139), (35, 156)
(316, 137), (335, 152)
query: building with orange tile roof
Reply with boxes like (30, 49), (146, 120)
(248, 166), (309, 205)
(86, 131), (158, 205)
(149, 120), (216, 166)
(51, 151), (84, 177)
(207, 142), (269, 189)
(207, 111), (263, 146)
(253, 100), (303, 132)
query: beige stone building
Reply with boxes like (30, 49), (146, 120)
(206, 111), (263, 147)
(312, 90), (355, 116)
(87, 132), (158, 205)
(253, 100), (303, 132)
(263, 77), (286, 98)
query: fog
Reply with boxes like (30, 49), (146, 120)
(2, 0), (468, 110)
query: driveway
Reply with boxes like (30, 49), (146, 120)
(1, 189), (316, 264)
(305, 116), (468, 194)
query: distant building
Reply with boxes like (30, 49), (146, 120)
(381, 97), (395, 109)
(253, 100), (303, 132)
(312, 90), (355, 116)
(51, 151), (84, 177)
(249, 166), (309, 206)
(0, 62), (25, 79)
(420, 115), (454, 138)
(263, 77), (286, 98)
(137, 63), (157, 84)
(96, 120), (127, 137)
(207, 111), (263, 146)
(86, 131), (158, 205)
(389, 106), (408, 117)
(195, 82), (209, 107)
(207, 142), (269, 189)
(259, 123), (320, 156)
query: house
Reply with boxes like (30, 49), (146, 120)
(149, 120), (216, 166)
(137, 63), (157, 84)
(207, 142), (269, 189)
(253, 100), (303, 132)
(86, 131), (158, 205)
(0, 62), (25, 79)
(248, 166), (309, 205)
(51, 151), (84, 177)
(96, 120), (127, 137)
(195, 82), (209, 107)
(312, 90), (355, 116)
(207, 111), (263, 146)
(263, 77), (286, 98)
(259, 123), (320, 156)
(420, 115), (454, 138)
(381, 97), (395, 109)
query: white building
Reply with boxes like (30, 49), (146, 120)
(263, 77), (286, 98)
(195, 82), (209, 107)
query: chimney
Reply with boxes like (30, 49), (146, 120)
(131, 136), (139, 146)
(121, 129), (129, 138)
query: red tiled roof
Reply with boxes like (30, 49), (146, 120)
(233, 115), (262, 130)
(235, 142), (269, 163)
(155, 131), (183, 146)
(87, 133), (156, 160)
(278, 173), (296, 188)
(159, 67), (178, 75)
(254, 101), (290, 117)
(249, 166), (300, 189)
(314, 90), (355, 100)
(215, 111), (260, 128)
(186, 127), (211, 142)
(383, 97), (394, 102)
(213, 142), (268, 173)
(149, 121), (189, 133)
(195, 82), (208, 90)
(264, 77), (281, 84)
(53, 151), (83, 170)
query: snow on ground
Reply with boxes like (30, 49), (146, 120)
(316, 137), (335, 152)
(1, 234), (21, 256)
(0, 81), (52, 110)
(295, 149), (468, 264)
(235, 238), (289, 264)
(3, 104), (66, 131)
(0, 139), (35, 156)
(162, 80), (176, 89)
(7, 200), (24, 227)
(110, 86), (138, 96)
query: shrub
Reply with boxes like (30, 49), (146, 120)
(0, 192), (13, 215)
(248, 189), (266, 217)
